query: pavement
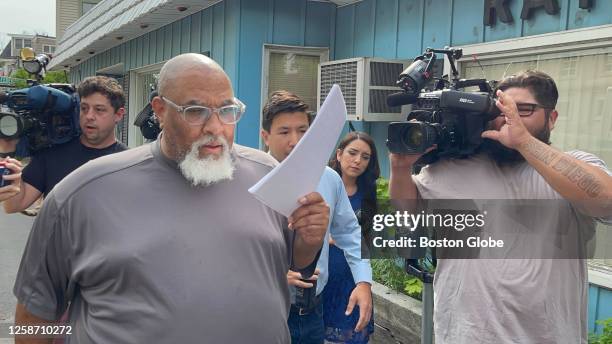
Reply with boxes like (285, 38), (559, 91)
(0, 210), (34, 343)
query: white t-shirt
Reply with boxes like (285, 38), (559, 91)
(413, 150), (612, 344)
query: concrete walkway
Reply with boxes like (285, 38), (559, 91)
(0, 210), (34, 342)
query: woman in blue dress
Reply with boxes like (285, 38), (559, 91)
(324, 131), (380, 343)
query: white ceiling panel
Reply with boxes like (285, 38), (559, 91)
(50, 0), (221, 69)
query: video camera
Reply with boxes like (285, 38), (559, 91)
(0, 48), (80, 155)
(133, 89), (161, 141)
(386, 47), (500, 164)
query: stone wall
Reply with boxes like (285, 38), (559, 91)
(370, 282), (424, 344)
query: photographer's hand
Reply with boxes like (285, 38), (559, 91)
(481, 89), (532, 149)
(389, 152), (422, 170)
(389, 146), (436, 203)
(0, 157), (22, 202)
(483, 90), (611, 216)
(0, 138), (19, 156)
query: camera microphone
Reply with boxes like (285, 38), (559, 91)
(387, 92), (417, 107)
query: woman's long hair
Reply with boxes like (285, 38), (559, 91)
(329, 131), (380, 247)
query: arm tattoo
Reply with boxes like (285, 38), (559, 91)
(522, 138), (603, 198)
(552, 157), (603, 198)
(521, 138), (559, 165)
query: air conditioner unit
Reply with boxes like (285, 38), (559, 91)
(317, 57), (410, 121)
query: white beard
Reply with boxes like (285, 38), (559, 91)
(178, 135), (235, 187)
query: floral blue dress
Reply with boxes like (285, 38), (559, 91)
(322, 188), (375, 343)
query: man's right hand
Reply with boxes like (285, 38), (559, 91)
(287, 268), (320, 288)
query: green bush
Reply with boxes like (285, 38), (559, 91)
(371, 259), (423, 300)
(589, 318), (612, 344)
(10, 68), (69, 88)
(372, 178), (424, 300)
(376, 178), (392, 214)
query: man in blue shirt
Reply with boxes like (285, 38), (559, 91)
(261, 90), (373, 344)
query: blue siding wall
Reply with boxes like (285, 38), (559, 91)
(589, 284), (612, 335)
(236, 0), (335, 148)
(337, 0), (612, 60)
(70, 0), (334, 148)
(334, 0), (612, 179)
(66, 0), (612, 183)
(69, 1), (239, 87)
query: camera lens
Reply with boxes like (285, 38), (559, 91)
(407, 126), (424, 147)
(387, 121), (438, 155)
(401, 122), (438, 153)
(0, 113), (21, 138)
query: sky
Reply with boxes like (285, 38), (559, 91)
(0, 0), (56, 50)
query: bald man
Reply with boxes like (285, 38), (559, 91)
(13, 53), (329, 343)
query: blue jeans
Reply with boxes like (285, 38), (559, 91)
(288, 302), (325, 344)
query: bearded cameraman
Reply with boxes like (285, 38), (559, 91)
(389, 70), (612, 344)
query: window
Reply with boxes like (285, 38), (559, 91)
(261, 45), (328, 148)
(461, 47), (612, 269)
(268, 52), (321, 110)
(128, 62), (165, 148)
(262, 45), (329, 119)
(82, 0), (100, 15)
(43, 45), (55, 54)
(14, 38), (33, 51)
(560, 56), (578, 78)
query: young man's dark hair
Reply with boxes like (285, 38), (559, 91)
(261, 90), (310, 132)
(496, 70), (558, 110)
(78, 76), (126, 112)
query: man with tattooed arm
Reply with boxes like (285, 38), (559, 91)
(389, 70), (612, 343)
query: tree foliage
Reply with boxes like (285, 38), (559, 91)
(589, 318), (612, 344)
(10, 68), (69, 88)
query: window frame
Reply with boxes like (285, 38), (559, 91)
(82, 0), (100, 15)
(260, 44), (329, 149)
(128, 61), (166, 148)
(14, 38), (23, 51)
(43, 45), (55, 54)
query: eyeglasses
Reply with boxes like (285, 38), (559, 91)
(515, 102), (551, 117)
(161, 96), (246, 125)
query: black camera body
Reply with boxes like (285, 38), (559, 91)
(0, 50), (80, 156)
(386, 47), (499, 164)
(134, 89), (161, 141)
(0, 83), (80, 154)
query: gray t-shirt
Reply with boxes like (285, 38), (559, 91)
(413, 151), (612, 344)
(14, 140), (309, 343)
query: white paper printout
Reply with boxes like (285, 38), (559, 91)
(248, 84), (347, 216)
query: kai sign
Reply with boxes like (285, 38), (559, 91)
(484, 0), (594, 26)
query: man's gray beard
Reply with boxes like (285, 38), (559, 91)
(480, 125), (551, 167)
(178, 135), (235, 187)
